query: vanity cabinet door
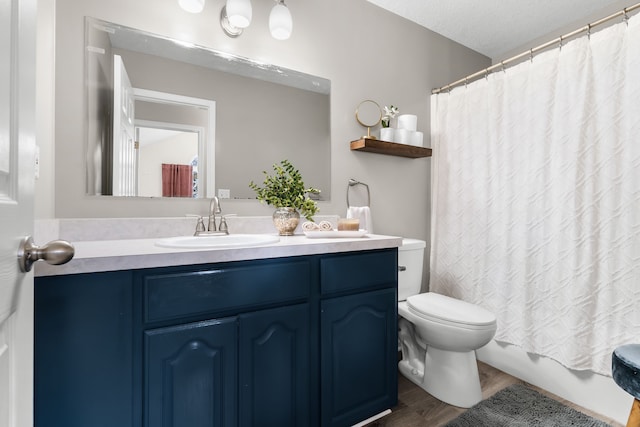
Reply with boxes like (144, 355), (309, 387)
(144, 317), (237, 427)
(320, 288), (398, 427)
(239, 303), (311, 427)
(34, 272), (134, 427)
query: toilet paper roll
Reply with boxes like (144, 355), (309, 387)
(379, 127), (395, 142)
(397, 114), (417, 131)
(396, 128), (412, 145)
(411, 131), (424, 147)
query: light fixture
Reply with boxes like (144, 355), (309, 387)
(178, 0), (205, 14)
(269, 0), (292, 40)
(220, 6), (244, 37)
(226, 0), (252, 29)
(219, 0), (292, 40)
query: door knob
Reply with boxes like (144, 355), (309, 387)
(18, 236), (75, 273)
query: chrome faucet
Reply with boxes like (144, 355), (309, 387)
(193, 197), (229, 236)
(208, 196), (222, 232)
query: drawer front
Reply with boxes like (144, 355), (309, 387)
(320, 249), (397, 295)
(143, 259), (311, 323)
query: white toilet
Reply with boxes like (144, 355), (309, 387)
(397, 238), (497, 408)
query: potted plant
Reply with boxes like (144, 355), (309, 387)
(380, 104), (399, 141)
(381, 104), (399, 128)
(249, 160), (320, 235)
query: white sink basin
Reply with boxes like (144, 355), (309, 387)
(155, 234), (280, 249)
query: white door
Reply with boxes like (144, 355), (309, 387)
(113, 54), (137, 196)
(0, 0), (37, 425)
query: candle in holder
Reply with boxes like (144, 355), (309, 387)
(338, 218), (360, 231)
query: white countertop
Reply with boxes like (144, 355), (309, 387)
(34, 233), (402, 277)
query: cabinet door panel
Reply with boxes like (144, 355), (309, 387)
(239, 304), (310, 427)
(35, 272), (134, 427)
(145, 317), (237, 427)
(321, 289), (397, 427)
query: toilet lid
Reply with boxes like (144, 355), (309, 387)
(406, 293), (496, 327)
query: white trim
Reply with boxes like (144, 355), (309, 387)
(477, 341), (631, 425)
(132, 88), (216, 198)
(351, 409), (392, 427)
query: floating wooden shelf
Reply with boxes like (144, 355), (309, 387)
(350, 138), (432, 159)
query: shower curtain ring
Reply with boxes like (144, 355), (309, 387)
(624, 9), (629, 25)
(529, 49), (533, 62)
(559, 35), (563, 50)
(501, 61), (505, 73)
(465, 77), (468, 88)
(587, 23), (591, 39)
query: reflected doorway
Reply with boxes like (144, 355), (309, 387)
(135, 122), (201, 197)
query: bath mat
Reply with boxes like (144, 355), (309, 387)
(444, 384), (612, 427)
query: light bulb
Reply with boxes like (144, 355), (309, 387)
(178, 0), (205, 13)
(226, 0), (252, 29)
(269, 1), (292, 40)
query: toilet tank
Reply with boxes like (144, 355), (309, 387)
(398, 238), (426, 301)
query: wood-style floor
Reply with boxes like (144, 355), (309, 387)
(366, 361), (624, 427)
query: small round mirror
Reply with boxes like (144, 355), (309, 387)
(355, 100), (382, 139)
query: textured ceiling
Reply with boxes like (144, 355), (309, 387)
(366, 0), (635, 59)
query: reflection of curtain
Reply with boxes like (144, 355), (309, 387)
(430, 16), (640, 375)
(162, 164), (193, 197)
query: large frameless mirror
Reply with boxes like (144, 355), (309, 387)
(85, 17), (331, 200)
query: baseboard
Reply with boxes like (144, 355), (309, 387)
(476, 340), (631, 425)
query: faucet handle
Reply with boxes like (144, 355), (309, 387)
(194, 216), (206, 235)
(219, 217), (228, 234)
(219, 214), (236, 234)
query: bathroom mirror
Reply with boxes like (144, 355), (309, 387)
(355, 99), (382, 139)
(85, 17), (331, 200)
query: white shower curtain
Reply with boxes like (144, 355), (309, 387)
(430, 14), (640, 376)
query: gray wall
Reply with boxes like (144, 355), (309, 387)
(43, 0), (490, 287)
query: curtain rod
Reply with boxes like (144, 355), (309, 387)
(432, 2), (640, 94)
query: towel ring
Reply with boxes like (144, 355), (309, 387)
(347, 178), (370, 207)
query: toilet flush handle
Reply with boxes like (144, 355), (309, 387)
(398, 266), (407, 271)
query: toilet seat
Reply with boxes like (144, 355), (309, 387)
(406, 293), (496, 330)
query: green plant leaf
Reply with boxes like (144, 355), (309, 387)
(249, 159), (320, 221)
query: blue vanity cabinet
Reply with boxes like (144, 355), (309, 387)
(319, 250), (399, 427)
(34, 248), (398, 427)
